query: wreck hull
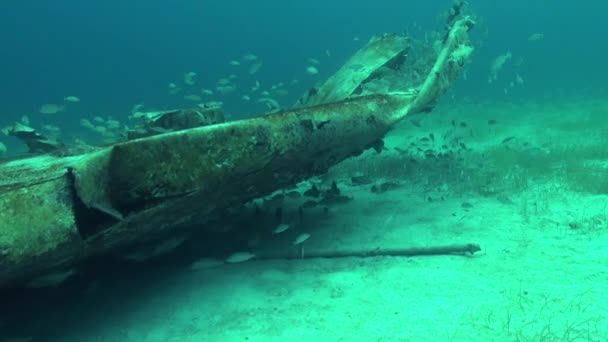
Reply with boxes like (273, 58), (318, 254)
(107, 94), (411, 208)
(0, 13), (475, 286)
(0, 94), (413, 286)
(95, 94), (414, 243)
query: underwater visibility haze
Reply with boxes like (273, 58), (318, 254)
(1, 1), (608, 341)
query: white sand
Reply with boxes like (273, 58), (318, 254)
(6, 94), (608, 341)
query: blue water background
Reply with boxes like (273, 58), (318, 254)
(0, 0), (606, 129)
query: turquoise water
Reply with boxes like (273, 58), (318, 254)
(1, 0), (606, 123)
(1, 1), (608, 341)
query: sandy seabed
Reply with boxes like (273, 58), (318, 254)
(2, 93), (607, 342)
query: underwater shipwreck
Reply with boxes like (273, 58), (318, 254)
(0, 8), (478, 288)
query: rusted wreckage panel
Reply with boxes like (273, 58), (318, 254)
(0, 14), (475, 287)
(297, 34), (410, 107)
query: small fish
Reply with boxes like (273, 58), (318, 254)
(489, 52), (512, 83)
(201, 100), (223, 108)
(184, 71), (197, 85)
(305, 66), (319, 75)
(39, 103), (65, 114)
(293, 233), (311, 245)
(106, 120), (121, 130)
(217, 78), (231, 85)
(501, 136), (516, 144)
(80, 118), (94, 129)
(242, 53), (258, 61)
(258, 97), (280, 111)
(184, 94), (202, 102)
(241, 95), (251, 101)
(273, 223), (291, 234)
(190, 258), (224, 271)
(528, 33), (544, 41)
(131, 103), (144, 114)
(216, 85), (236, 94)
(496, 195), (514, 205)
(251, 80), (261, 91)
(63, 96), (80, 103)
(168, 83), (180, 94)
(273, 89), (289, 96)
(226, 251), (256, 263)
(201, 89), (214, 95)
(249, 61), (263, 75)
(307, 57), (320, 65)
(229, 60), (241, 66)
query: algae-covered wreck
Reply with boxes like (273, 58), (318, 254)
(0, 7), (475, 287)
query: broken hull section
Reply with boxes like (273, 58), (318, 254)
(107, 94), (413, 209)
(0, 94), (413, 286)
(0, 14), (475, 287)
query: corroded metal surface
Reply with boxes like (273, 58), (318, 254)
(0, 14), (475, 287)
(299, 34), (410, 106)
